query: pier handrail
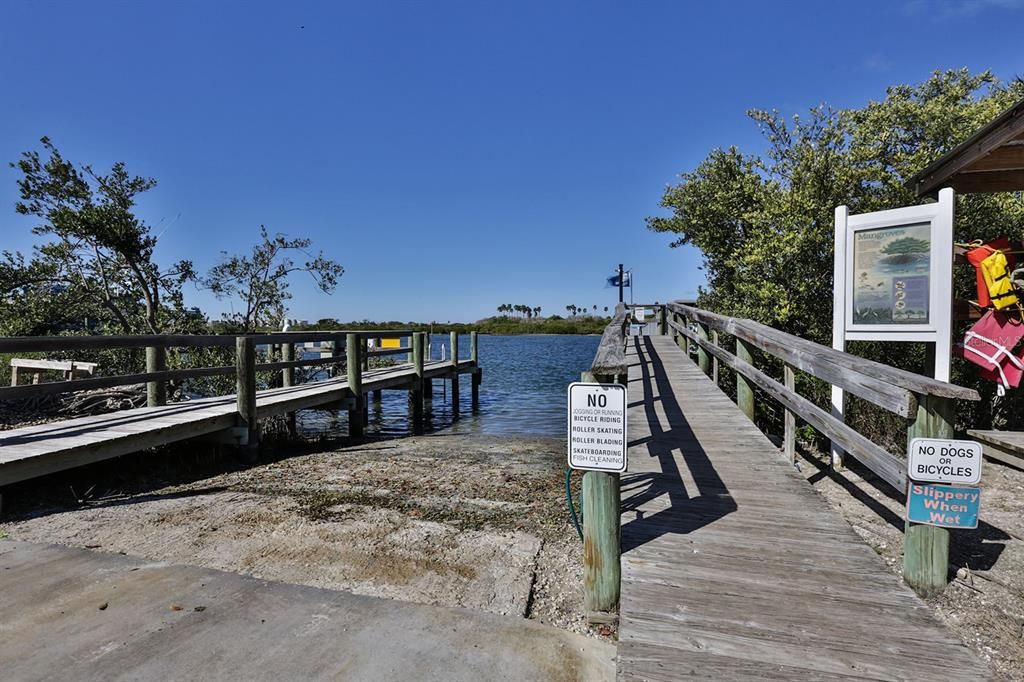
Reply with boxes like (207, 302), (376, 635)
(589, 303), (630, 380)
(0, 330), (415, 403)
(663, 301), (980, 491)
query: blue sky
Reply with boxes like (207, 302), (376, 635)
(1, 0), (1022, 323)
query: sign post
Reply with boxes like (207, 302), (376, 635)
(831, 188), (955, 469)
(903, 431), (982, 596)
(569, 376), (626, 622)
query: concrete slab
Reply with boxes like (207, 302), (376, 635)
(0, 540), (614, 681)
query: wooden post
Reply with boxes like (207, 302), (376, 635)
(146, 343), (167, 407)
(659, 306), (667, 336)
(411, 332), (424, 427)
(370, 338), (382, 405)
(450, 331), (460, 416)
(784, 363), (795, 463)
(346, 333), (363, 439)
(903, 394), (954, 597)
(580, 370), (621, 620)
(736, 338), (755, 421)
(696, 322), (711, 377)
(673, 313), (685, 354)
(10, 364), (18, 387)
(282, 341), (296, 436)
(470, 331), (480, 408)
(282, 342), (295, 388)
(711, 330), (720, 385)
(235, 336), (258, 459)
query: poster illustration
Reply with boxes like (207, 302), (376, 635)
(852, 223), (930, 325)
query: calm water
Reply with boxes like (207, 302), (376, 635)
(297, 334), (599, 438)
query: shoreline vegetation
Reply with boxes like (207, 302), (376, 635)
(292, 314), (612, 336)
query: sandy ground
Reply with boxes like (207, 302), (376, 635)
(0, 434), (599, 637)
(795, 446), (1024, 680)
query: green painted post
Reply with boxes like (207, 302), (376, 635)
(711, 330), (720, 385)
(235, 336), (258, 459)
(450, 331), (460, 416)
(696, 322), (711, 376)
(411, 332), (424, 427)
(903, 394), (955, 597)
(579, 370), (621, 619)
(346, 333), (363, 439)
(736, 338), (756, 421)
(146, 343), (167, 407)
(784, 363), (795, 463)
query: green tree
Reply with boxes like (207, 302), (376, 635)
(648, 69), (1024, 432)
(203, 226), (344, 332)
(3, 138), (196, 335)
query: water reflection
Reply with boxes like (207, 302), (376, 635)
(297, 334), (599, 438)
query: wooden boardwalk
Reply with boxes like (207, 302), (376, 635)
(0, 359), (475, 487)
(617, 335), (985, 680)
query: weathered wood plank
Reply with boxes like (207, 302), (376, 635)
(675, 322), (907, 490)
(667, 303), (978, 402)
(618, 335), (985, 681)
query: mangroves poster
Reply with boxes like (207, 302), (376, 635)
(852, 223), (930, 325)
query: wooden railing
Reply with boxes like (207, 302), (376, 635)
(664, 300), (980, 596)
(0, 330), (432, 444)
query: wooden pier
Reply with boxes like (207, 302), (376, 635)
(0, 330), (480, 490)
(581, 303), (987, 679)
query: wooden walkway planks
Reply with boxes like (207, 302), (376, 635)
(617, 335), (985, 681)
(0, 359), (475, 486)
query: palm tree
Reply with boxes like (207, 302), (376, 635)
(534, 306), (541, 318)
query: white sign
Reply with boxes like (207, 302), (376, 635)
(830, 188), (955, 465)
(908, 438), (983, 485)
(567, 382), (627, 472)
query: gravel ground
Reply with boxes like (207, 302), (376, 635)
(0, 434), (607, 639)
(795, 445), (1024, 680)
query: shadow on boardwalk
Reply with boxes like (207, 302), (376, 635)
(620, 336), (737, 553)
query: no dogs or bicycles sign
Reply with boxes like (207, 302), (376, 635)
(567, 382), (627, 473)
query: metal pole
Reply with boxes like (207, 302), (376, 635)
(618, 263), (624, 303)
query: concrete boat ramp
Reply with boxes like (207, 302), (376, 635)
(0, 540), (614, 681)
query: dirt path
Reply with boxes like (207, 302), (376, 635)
(0, 434), (597, 636)
(796, 447), (1024, 680)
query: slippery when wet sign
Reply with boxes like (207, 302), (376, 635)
(906, 483), (980, 530)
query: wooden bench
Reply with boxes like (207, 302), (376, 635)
(10, 359), (99, 386)
(967, 429), (1024, 469)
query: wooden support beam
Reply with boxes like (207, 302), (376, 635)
(903, 394), (954, 597)
(580, 369), (621, 621)
(281, 342), (297, 436)
(470, 332), (480, 408)
(784, 363), (796, 464)
(411, 332), (424, 428)
(450, 331), (460, 417)
(711, 330), (720, 385)
(696, 322), (711, 377)
(736, 338), (755, 422)
(235, 336), (258, 460)
(146, 344), (167, 407)
(583, 469), (621, 618)
(346, 333), (363, 439)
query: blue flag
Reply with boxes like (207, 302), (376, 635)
(607, 271), (631, 287)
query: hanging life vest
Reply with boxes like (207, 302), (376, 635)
(955, 309), (1024, 395)
(965, 238), (1016, 308)
(980, 249), (1019, 310)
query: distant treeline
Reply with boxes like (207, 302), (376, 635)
(294, 314), (610, 335)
